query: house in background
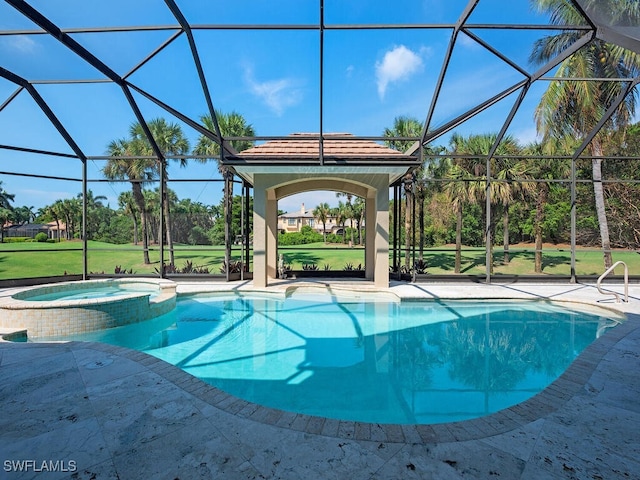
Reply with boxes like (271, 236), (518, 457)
(277, 203), (343, 235)
(4, 222), (67, 240)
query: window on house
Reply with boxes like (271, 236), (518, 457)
(288, 218), (296, 226)
(309, 219), (315, 227)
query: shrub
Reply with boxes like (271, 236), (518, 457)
(343, 262), (363, 271)
(278, 229), (323, 246)
(3, 237), (30, 243)
(156, 261), (211, 275)
(34, 232), (48, 243)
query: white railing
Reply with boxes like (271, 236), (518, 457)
(596, 261), (628, 303)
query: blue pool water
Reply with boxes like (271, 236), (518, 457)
(52, 292), (622, 424)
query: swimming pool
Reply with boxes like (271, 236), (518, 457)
(47, 290), (623, 424)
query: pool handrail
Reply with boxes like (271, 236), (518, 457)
(596, 261), (628, 303)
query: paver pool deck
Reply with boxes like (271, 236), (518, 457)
(1, 280), (639, 479)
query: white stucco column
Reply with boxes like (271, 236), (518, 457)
(266, 193), (277, 281)
(365, 195), (375, 281)
(374, 180), (390, 288)
(252, 176), (268, 288)
(365, 176), (390, 288)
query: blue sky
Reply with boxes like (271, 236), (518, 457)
(0, 0), (571, 214)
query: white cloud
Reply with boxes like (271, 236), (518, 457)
(243, 65), (302, 116)
(511, 126), (540, 145)
(375, 45), (424, 100)
(458, 32), (480, 50)
(346, 65), (355, 78)
(0, 35), (38, 54)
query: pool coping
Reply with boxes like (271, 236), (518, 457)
(26, 280), (633, 445)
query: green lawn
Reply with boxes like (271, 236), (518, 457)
(279, 243), (365, 271)
(0, 240), (637, 280)
(418, 247), (640, 276)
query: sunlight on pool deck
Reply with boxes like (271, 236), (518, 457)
(1, 281), (639, 479)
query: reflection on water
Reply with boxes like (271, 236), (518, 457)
(54, 295), (621, 424)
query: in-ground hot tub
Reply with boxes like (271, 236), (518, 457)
(0, 279), (176, 340)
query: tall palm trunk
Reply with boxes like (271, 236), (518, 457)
(404, 182), (412, 270)
(131, 213), (139, 245)
(503, 204), (509, 264)
(418, 191), (425, 262)
(455, 202), (462, 274)
(224, 168), (234, 276)
(590, 139), (612, 269)
(54, 218), (61, 242)
(161, 161), (175, 267)
(132, 183), (150, 264)
(534, 183), (548, 273)
(350, 217), (354, 247)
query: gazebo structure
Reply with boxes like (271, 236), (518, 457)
(226, 133), (420, 288)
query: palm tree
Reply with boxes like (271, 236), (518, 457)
(531, 0), (640, 269)
(331, 202), (348, 243)
(79, 190), (108, 240)
(130, 118), (190, 267)
(443, 162), (482, 273)
(352, 197), (365, 245)
(523, 140), (572, 273)
(59, 198), (81, 240)
(491, 144), (534, 265)
(118, 191), (139, 245)
(0, 207), (13, 243)
(13, 205), (35, 225)
(104, 137), (155, 264)
(38, 204), (61, 242)
(193, 111), (255, 273)
(336, 192), (356, 246)
(313, 202), (331, 242)
(443, 133), (525, 272)
(383, 116), (423, 270)
(415, 145), (447, 263)
(0, 181), (15, 210)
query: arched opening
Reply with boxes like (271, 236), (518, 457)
(276, 188), (366, 278)
(247, 173), (393, 288)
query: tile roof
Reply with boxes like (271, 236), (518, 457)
(238, 133), (408, 158)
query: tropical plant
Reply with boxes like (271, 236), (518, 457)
(13, 205), (35, 225)
(530, 0), (640, 268)
(193, 111), (255, 273)
(522, 141), (572, 273)
(0, 181), (15, 210)
(331, 202), (348, 243)
(352, 197), (365, 245)
(79, 190), (108, 240)
(0, 207), (13, 243)
(336, 192), (357, 246)
(131, 118), (190, 266)
(415, 145), (447, 260)
(118, 191), (139, 245)
(447, 133), (531, 271)
(37, 204), (61, 242)
(313, 202), (331, 242)
(104, 136), (155, 263)
(383, 116), (423, 269)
